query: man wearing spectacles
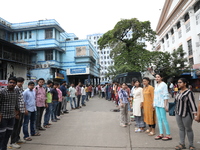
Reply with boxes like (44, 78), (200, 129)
(0, 77), (19, 150)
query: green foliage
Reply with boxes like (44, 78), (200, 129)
(98, 18), (189, 80)
(98, 18), (156, 75)
(153, 46), (189, 79)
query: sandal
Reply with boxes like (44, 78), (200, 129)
(43, 125), (50, 128)
(189, 146), (196, 150)
(155, 135), (164, 140)
(162, 136), (172, 141)
(148, 132), (156, 136)
(24, 137), (32, 141)
(145, 129), (150, 133)
(120, 124), (127, 127)
(31, 132), (41, 136)
(175, 144), (186, 150)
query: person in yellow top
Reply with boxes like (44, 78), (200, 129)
(85, 85), (89, 101)
(142, 77), (156, 136)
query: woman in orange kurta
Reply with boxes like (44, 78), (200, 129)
(142, 77), (156, 136)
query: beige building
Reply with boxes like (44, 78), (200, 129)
(155, 0), (200, 69)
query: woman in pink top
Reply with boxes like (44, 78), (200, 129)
(56, 85), (63, 119)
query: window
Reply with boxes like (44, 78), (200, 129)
(107, 56), (109, 59)
(94, 36), (96, 40)
(11, 33), (14, 41)
(194, 1), (200, 13)
(189, 57), (194, 66)
(45, 50), (53, 60)
(178, 30), (182, 38)
(29, 31), (32, 39)
(184, 13), (189, 22)
(20, 32), (23, 40)
(101, 61), (103, 65)
(166, 34), (169, 39)
(104, 51), (106, 54)
(172, 36), (175, 44)
(104, 56), (106, 59)
(187, 39), (193, 55)
(196, 13), (200, 25)
(24, 31), (27, 39)
(162, 38), (164, 43)
(45, 29), (53, 39)
(107, 51), (109, 54)
(177, 22), (181, 29)
(94, 42), (96, 45)
(171, 29), (174, 35)
(16, 33), (18, 40)
(185, 22), (190, 32)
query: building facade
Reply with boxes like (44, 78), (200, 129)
(0, 18), (100, 85)
(155, 0), (200, 69)
(87, 33), (113, 82)
(87, 32), (143, 83)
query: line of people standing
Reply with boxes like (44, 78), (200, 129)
(114, 74), (198, 150)
(0, 77), (89, 150)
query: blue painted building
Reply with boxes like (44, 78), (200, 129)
(0, 18), (100, 85)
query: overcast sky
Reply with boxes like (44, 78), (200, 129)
(1, 0), (165, 39)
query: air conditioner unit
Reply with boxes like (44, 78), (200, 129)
(42, 64), (50, 68)
(196, 42), (200, 47)
(35, 64), (42, 68)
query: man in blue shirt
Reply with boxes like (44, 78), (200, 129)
(60, 81), (68, 113)
(23, 81), (40, 141)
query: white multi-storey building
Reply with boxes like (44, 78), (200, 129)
(155, 0), (200, 69)
(87, 33), (114, 82)
(87, 32), (145, 82)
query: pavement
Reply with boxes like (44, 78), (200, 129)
(17, 93), (200, 150)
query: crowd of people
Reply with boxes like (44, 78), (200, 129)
(1, 74), (200, 150)
(97, 74), (199, 150)
(0, 77), (94, 150)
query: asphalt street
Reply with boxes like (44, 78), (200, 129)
(17, 93), (200, 150)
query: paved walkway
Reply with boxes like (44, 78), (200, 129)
(18, 94), (200, 150)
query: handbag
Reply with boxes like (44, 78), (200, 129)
(168, 100), (176, 116)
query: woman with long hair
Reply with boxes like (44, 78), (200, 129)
(154, 74), (172, 141)
(133, 80), (145, 132)
(143, 77), (156, 136)
(175, 78), (197, 150)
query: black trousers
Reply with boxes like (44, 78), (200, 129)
(88, 92), (92, 98)
(56, 102), (62, 116)
(10, 113), (24, 144)
(36, 107), (45, 129)
(77, 95), (81, 107)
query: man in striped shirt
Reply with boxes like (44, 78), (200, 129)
(0, 77), (19, 150)
(10, 77), (26, 149)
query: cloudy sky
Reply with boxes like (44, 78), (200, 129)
(1, 0), (165, 39)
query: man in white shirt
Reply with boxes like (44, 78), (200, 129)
(69, 84), (77, 109)
(81, 85), (86, 106)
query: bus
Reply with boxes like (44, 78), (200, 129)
(113, 72), (142, 87)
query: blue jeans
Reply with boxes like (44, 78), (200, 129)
(52, 101), (58, 120)
(82, 95), (86, 105)
(86, 92), (89, 100)
(44, 103), (52, 126)
(156, 107), (170, 135)
(0, 117), (15, 150)
(106, 91), (109, 99)
(23, 111), (36, 138)
(108, 92), (111, 100)
(70, 97), (76, 109)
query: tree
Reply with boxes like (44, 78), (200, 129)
(152, 46), (190, 80)
(98, 18), (156, 74)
